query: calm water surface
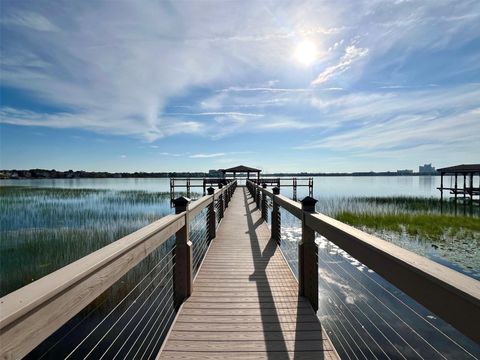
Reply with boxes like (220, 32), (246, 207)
(0, 175), (443, 196)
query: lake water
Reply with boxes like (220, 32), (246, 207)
(0, 175), (443, 196)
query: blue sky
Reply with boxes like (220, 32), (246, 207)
(0, 0), (479, 173)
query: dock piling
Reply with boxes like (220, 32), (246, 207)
(271, 186), (281, 244)
(173, 196), (193, 310)
(261, 183), (268, 221)
(299, 196), (319, 312)
(207, 187), (216, 241)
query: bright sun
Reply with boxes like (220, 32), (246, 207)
(294, 40), (318, 66)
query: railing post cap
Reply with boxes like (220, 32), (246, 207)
(173, 196), (191, 207)
(272, 187), (280, 195)
(207, 187), (215, 195)
(218, 183), (224, 189)
(300, 196), (317, 211)
(262, 183), (267, 188)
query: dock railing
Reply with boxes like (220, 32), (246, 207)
(0, 181), (236, 359)
(246, 180), (480, 344)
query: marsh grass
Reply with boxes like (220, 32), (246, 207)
(322, 196), (480, 276)
(317, 195), (480, 243)
(336, 212), (480, 241)
(0, 186), (186, 296)
(316, 195), (465, 217)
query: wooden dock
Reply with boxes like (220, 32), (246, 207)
(159, 187), (339, 359)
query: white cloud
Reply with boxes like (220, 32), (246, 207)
(312, 45), (369, 85)
(296, 107), (480, 156)
(309, 84), (480, 125)
(218, 87), (311, 93)
(0, 108), (204, 141)
(159, 152), (183, 157)
(256, 118), (323, 130)
(1, 11), (58, 32)
(168, 112), (264, 117)
(189, 153), (225, 158)
(328, 39), (344, 52)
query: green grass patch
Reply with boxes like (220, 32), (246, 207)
(0, 186), (181, 296)
(336, 211), (480, 241)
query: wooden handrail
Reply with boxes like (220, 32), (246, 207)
(0, 180), (236, 359)
(305, 212), (480, 343)
(185, 184), (231, 219)
(189, 195), (213, 218)
(0, 214), (185, 359)
(247, 180), (480, 343)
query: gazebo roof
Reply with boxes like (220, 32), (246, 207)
(437, 164), (480, 174)
(221, 165), (261, 173)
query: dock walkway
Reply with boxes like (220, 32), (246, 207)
(159, 186), (338, 359)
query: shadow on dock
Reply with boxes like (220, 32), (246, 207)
(244, 188), (326, 360)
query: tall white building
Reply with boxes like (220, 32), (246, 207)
(419, 164), (435, 174)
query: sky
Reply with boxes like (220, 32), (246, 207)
(0, 0), (479, 173)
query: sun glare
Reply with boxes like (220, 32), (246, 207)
(294, 40), (318, 66)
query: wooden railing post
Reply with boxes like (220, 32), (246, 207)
(256, 187), (260, 208)
(173, 196), (192, 309)
(271, 187), (281, 244)
(299, 196), (318, 312)
(225, 182), (230, 208)
(261, 183), (268, 221)
(218, 183), (224, 219)
(207, 187), (216, 241)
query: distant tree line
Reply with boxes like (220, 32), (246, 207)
(0, 169), (439, 180)
(266, 171), (438, 177)
(0, 169), (208, 179)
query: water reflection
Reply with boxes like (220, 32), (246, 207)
(0, 175), (443, 198)
(419, 176), (436, 192)
(278, 230), (480, 359)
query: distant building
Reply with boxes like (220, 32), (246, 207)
(419, 164), (436, 174)
(397, 169), (413, 175)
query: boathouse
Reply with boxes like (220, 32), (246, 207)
(221, 164), (261, 179)
(437, 163), (480, 204)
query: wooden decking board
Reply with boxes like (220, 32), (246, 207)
(180, 308), (315, 316)
(171, 322), (324, 332)
(168, 331), (327, 341)
(159, 352), (338, 360)
(158, 187), (338, 360)
(182, 302), (311, 309)
(163, 340), (331, 351)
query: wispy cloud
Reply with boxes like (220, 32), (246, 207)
(167, 111), (264, 117)
(1, 10), (58, 32)
(296, 104), (480, 156)
(312, 45), (369, 85)
(189, 153), (225, 158)
(256, 118), (324, 130)
(218, 87), (311, 93)
(159, 152), (183, 157)
(0, 108), (204, 141)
